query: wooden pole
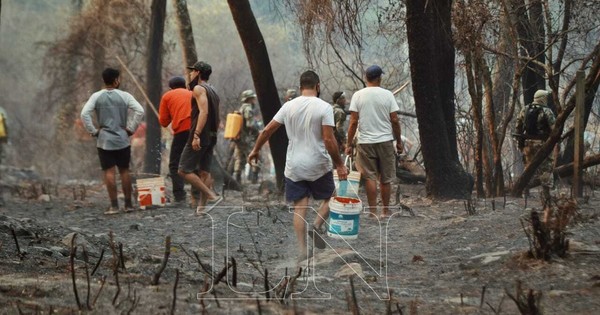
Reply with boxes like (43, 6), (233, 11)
(573, 70), (585, 197)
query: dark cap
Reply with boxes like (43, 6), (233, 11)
(365, 65), (384, 81)
(186, 61), (212, 75)
(168, 76), (187, 89)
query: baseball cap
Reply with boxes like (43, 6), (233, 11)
(186, 61), (212, 75)
(168, 76), (186, 89)
(365, 65), (384, 81)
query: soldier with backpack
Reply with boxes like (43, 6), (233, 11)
(515, 90), (556, 189)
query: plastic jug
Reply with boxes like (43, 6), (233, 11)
(224, 112), (243, 139)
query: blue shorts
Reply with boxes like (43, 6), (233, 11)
(284, 171), (335, 202)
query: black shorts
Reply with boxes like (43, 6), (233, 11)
(97, 146), (131, 170)
(178, 143), (214, 174)
(284, 171), (335, 202)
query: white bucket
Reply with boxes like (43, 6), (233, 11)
(333, 156), (361, 199)
(136, 176), (166, 209)
(328, 196), (362, 240)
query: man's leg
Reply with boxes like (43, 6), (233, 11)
(119, 167), (133, 208)
(293, 197), (309, 256)
(364, 179), (378, 217)
(103, 166), (119, 208)
(378, 141), (397, 218)
(179, 171), (218, 200)
(380, 182), (392, 217)
(169, 133), (188, 202)
(313, 199), (330, 230)
(233, 143), (245, 183)
(198, 171), (215, 208)
(356, 144), (379, 217)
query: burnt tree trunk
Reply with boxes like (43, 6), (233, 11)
(172, 0), (197, 68)
(558, 39), (600, 166)
(227, 0), (288, 190)
(143, 0), (166, 175)
(482, 58), (505, 196)
(464, 50), (485, 197)
(406, 0), (472, 199)
(509, 0), (546, 107)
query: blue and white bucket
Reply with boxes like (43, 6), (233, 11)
(328, 196), (363, 240)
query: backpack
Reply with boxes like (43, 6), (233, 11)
(524, 104), (549, 137)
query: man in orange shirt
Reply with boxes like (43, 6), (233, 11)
(159, 76), (194, 206)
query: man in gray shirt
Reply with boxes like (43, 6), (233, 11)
(81, 68), (145, 214)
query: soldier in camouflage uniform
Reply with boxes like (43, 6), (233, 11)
(331, 91), (348, 153)
(232, 90), (261, 183)
(515, 90), (556, 188)
(284, 89), (298, 102)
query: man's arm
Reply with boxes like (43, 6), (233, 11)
(192, 85), (209, 148)
(125, 92), (145, 135)
(248, 119), (281, 164)
(345, 111), (359, 155)
(158, 94), (171, 128)
(80, 93), (99, 135)
(323, 125), (343, 167)
(390, 111), (403, 153)
(323, 125), (348, 180)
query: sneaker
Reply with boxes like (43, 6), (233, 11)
(104, 206), (120, 215)
(308, 225), (326, 249)
(205, 195), (223, 213)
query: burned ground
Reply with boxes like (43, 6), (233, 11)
(0, 177), (599, 314)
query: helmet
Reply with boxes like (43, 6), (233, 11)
(240, 90), (257, 102)
(285, 89), (298, 100)
(533, 90), (550, 105)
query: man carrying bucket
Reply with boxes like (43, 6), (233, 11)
(345, 65), (403, 219)
(248, 70), (347, 260)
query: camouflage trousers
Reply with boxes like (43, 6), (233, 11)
(232, 142), (260, 177)
(523, 140), (554, 188)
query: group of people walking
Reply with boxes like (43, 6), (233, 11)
(247, 66), (404, 258)
(80, 63), (404, 259)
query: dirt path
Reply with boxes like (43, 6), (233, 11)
(1, 181), (599, 314)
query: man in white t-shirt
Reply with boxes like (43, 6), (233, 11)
(248, 70), (347, 259)
(345, 65), (403, 219)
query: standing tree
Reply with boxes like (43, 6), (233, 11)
(227, 0), (288, 189)
(406, 0), (472, 198)
(510, 0), (547, 107)
(172, 0), (197, 69)
(144, 0), (166, 175)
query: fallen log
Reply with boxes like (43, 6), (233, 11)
(529, 153), (600, 188)
(396, 158), (426, 184)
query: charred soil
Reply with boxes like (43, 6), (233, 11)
(0, 180), (599, 314)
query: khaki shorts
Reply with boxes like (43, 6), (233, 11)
(356, 141), (396, 183)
